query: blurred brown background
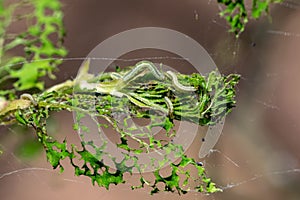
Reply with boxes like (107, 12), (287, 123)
(1, 0), (300, 199)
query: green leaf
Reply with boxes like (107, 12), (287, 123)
(163, 117), (173, 132)
(14, 110), (27, 125)
(217, 0), (282, 36)
(0, 0), (67, 95)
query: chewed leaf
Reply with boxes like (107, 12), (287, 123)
(0, 0), (67, 93)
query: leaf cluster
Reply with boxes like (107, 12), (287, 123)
(0, 67), (239, 194)
(0, 0), (66, 97)
(217, 0), (282, 36)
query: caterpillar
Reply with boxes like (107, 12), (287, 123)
(128, 92), (169, 114)
(110, 72), (123, 80)
(20, 93), (37, 106)
(164, 96), (173, 116)
(166, 71), (196, 92)
(123, 60), (164, 82)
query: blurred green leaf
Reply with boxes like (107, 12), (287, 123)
(217, 0), (282, 36)
(0, 0), (67, 95)
(16, 139), (43, 160)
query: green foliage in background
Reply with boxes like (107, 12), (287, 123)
(16, 138), (43, 160)
(0, 0), (280, 195)
(218, 0), (283, 36)
(0, 0), (66, 97)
